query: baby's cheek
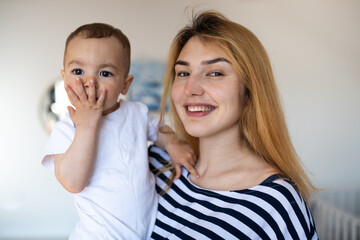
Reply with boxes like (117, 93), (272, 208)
(66, 83), (79, 96)
(63, 78), (73, 87)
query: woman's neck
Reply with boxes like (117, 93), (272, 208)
(196, 125), (250, 176)
(191, 125), (276, 191)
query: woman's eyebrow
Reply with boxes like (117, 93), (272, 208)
(174, 57), (231, 67)
(175, 60), (189, 66)
(202, 57), (231, 65)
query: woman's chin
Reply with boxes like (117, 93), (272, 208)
(184, 125), (208, 138)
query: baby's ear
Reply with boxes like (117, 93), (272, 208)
(60, 70), (65, 80)
(121, 74), (134, 95)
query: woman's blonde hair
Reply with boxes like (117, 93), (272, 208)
(159, 10), (316, 200)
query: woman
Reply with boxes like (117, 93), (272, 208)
(149, 10), (318, 239)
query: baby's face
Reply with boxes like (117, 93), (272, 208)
(61, 36), (132, 112)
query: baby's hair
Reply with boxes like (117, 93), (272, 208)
(64, 23), (131, 76)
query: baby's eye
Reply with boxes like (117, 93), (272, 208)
(72, 69), (84, 75)
(100, 71), (113, 77)
(177, 72), (190, 77)
(209, 71), (224, 77)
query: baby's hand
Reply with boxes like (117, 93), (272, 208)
(64, 77), (106, 128)
(167, 139), (199, 179)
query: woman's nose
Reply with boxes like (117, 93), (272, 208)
(184, 75), (204, 96)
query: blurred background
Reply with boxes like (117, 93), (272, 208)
(0, 0), (359, 239)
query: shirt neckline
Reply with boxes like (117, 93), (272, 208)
(184, 169), (284, 193)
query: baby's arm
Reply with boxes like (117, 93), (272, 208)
(156, 125), (199, 179)
(54, 78), (105, 193)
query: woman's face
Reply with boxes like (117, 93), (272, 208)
(171, 37), (247, 139)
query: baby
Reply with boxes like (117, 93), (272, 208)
(42, 23), (197, 239)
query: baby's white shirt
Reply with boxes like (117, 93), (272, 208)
(42, 100), (158, 240)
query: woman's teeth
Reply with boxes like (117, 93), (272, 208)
(187, 106), (214, 112)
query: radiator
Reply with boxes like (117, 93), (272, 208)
(310, 191), (360, 240)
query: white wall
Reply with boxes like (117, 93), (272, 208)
(0, 0), (359, 238)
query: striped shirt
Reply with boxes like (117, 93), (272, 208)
(149, 145), (318, 240)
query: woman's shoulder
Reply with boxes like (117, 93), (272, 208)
(233, 175), (317, 238)
(237, 174), (307, 216)
(253, 174), (302, 200)
(149, 145), (317, 239)
(149, 145), (171, 167)
(149, 144), (301, 204)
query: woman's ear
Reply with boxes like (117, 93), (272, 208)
(121, 74), (134, 95)
(244, 88), (250, 105)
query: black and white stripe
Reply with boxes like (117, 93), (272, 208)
(149, 145), (318, 240)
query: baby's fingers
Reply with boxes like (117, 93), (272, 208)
(88, 79), (97, 105)
(96, 88), (106, 107)
(64, 84), (80, 107)
(75, 78), (88, 103)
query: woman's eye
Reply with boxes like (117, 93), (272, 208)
(100, 71), (113, 77)
(209, 71), (224, 77)
(72, 69), (84, 75)
(177, 72), (189, 77)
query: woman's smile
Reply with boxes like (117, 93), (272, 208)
(185, 104), (216, 116)
(171, 36), (246, 138)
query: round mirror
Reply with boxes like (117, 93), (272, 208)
(39, 78), (71, 133)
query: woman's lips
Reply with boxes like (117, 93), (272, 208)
(184, 104), (216, 116)
(187, 105), (214, 112)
